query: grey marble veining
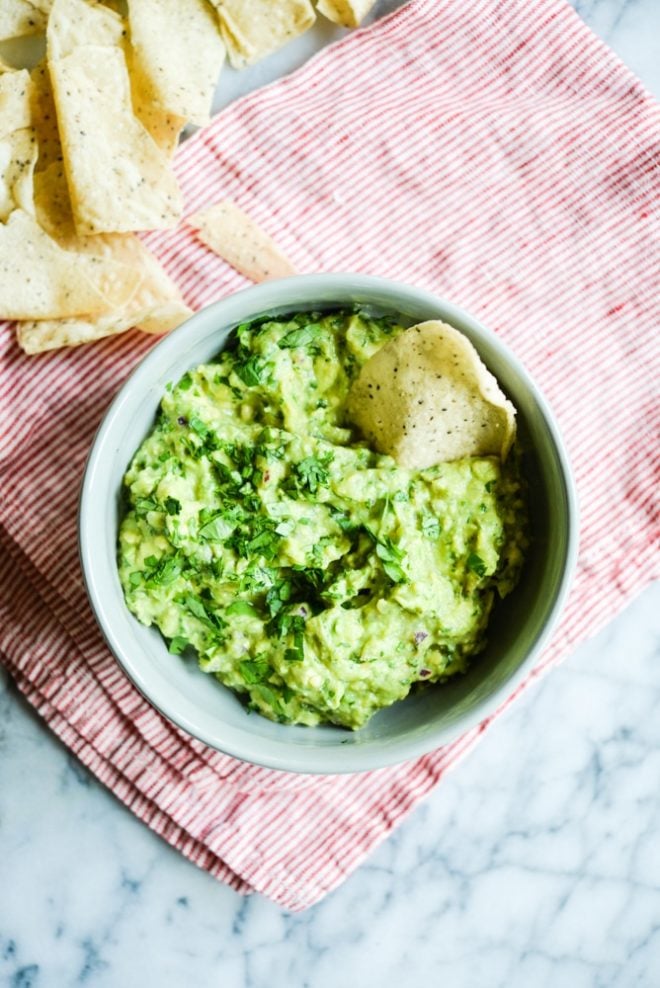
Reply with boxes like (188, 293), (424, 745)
(2, 2), (659, 986)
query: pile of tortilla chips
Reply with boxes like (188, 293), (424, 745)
(0, 0), (377, 354)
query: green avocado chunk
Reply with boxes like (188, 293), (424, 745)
(118, 309), (528, 729)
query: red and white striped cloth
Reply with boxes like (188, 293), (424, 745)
(1, 0), (658, 910)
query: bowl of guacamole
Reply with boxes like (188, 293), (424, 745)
(79, 275), (578, 773)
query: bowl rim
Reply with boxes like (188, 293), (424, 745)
(79, 273), (579, 774)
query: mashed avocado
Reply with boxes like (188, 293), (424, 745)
(118, 309), (527, 729)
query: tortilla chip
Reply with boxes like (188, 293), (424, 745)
(32, 159), (73, 239)
(0, 68), (33, 137)
(315, 0), (376, 28)
(17, 238), (192, 353)
(211, 0), (315, 69)
(32, 180), (186, 325)
(0, 128), (38, 221)
(129, 78), (186, 158)
(17, 315), (140, 353)
(29, 62), (63, 172)
(0, 0), (47, 41)
(0, 209), (141, 320)
(80, 233), (190, 322)
(188, 200), (298, 282)
(17, 297), (192, 354)
(136, 299), (192, 335)
(127, 0), (225, 126)
(47, 0), (124, 59)
(49, 45), (182, 233)
(347, 321), (517, 467)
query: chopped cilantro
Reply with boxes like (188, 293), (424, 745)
(330, 508), (355, 532)
(254, 683), (281, 713)
(226, 600), (258, 617)
(467, 552), (487, 577)
(178, 372), (193, 391)
(266, 578), (293, 616)
(278, 323), (322, 349)
(198, 515), (233, 542)
(365, 527), (407, 584)
(182, 594), (227, 633)
(144, 554), (182, 588)
(294, 453), (333, 495)
(164, 497), (181, 515)
(238, 658), (270, 684)
(189, 416), (209, 438)
(234, 355), (267, 387)
(422, 515), (440, 540)
(134, 497), (158, 517)
(168, 636), (189, 655)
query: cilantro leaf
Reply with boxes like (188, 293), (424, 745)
(182, 594), (227, 633)
(330, 508), (355, 532)
(254, 683), (282, 713)
(467, 552), (487, 577)
(184, 595), (209, 621)
(422, 515), (440, 540)
(364, 527), (407, 584)
(238, 658), (270, 684)
(234, 355), (267, 387)
(278, 324), (322, 349)
(189, 416), (209, 438)
(198, 515), (233, 542)
(168, 636), (189, 655)
(266, 578), (292, 617)
(134, 497), (158, 517)
(164, 497), (181, 516)
(144, 554), (182, 588)
(294, 454), (332, 495)
(226, 600), (259, 617)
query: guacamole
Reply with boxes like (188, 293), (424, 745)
(118, 310), (527, 729)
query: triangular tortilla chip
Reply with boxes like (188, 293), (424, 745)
(47, 0), (182, 234)
(128, 71), (186, 158)
(127, 0), (225, 126)
(47, 0), (124, 59)
(16, 235), (192, 352)
(210, 0), (315, 69)
(49, 46), (183, 234)
(0, 128), (38, 221)
(0, 209), (141, 319)
(0, 0), (47, 41)
(30, 62), (63, 173)
(316, 0), (376, 28)
(187, 199), (297, 282)
(0, 68), (33, 138)
(17, 296), (192, 354)
(347, 320), (517, 467)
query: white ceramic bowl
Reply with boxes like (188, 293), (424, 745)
(79, 275), (578, 774)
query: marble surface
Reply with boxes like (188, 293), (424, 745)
(2, 2), (659, 986)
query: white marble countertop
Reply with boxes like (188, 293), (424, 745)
(2, 2), (659, 985)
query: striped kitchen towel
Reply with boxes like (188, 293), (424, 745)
(0, 0), (658, 910)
